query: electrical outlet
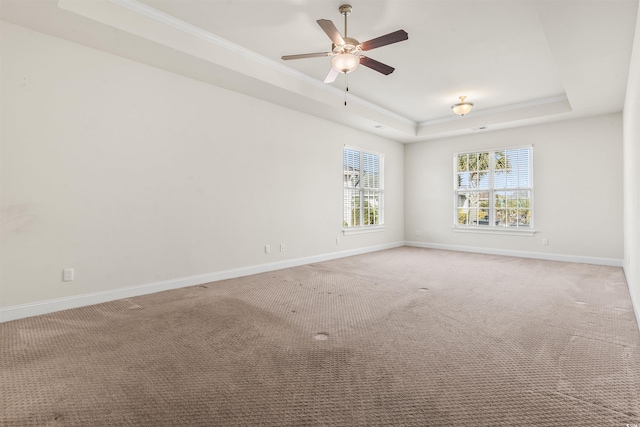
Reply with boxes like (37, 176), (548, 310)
(280, 243), (285, 252)
(542, 238), (549, 246)
(63, 268), (74, 282)
(265, 245), (271, 254)
(336, 237), (340, 245)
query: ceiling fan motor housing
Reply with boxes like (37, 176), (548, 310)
(333, 37), (361, 55)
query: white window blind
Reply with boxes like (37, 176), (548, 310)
(344, 147), (384, 228)
(455, 146), (532, 228)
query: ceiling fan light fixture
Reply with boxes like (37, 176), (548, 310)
(331, 53), (360, 74)
(281, 4), (407, 86)
(451, 96), (474, 116)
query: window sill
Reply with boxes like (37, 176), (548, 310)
(343, 226), (385, 236)
(452, 226), (536, 237)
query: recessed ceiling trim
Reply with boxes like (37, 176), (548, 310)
(4, 0), (633, 144)
(62, 0), (415, 128)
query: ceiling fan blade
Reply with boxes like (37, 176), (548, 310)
(281, 52), (331, 60)
(360, 29), (408, 51)
(317, 19), (345, 46)
(323, 67), (339, 83)
(360, 56), (395, 75)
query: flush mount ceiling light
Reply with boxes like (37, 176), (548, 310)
(451, 96), (474, 116)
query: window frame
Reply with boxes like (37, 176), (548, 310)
(452, 145), (535, 236)
(343, 145), (385, 235)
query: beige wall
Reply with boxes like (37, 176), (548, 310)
(404, 114), (624, 263)
(0, 22), (404, 312)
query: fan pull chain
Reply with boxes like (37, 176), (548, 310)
(344, 73), (349, 106)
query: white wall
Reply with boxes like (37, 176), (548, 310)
(0, 22), (404, 314)
(623, 3), (640, 329)
(2, 15), (637, 325)
(405, 114), (624, 263)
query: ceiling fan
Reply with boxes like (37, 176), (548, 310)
(281, 4), (408, 84)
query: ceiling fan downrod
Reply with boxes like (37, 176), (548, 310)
(339, 4), (352, 37)
(280, 3), (407, 88)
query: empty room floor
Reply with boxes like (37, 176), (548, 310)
(2, 247), (639, 426)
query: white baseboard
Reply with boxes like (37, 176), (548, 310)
(404, 241), (625, 267)
(0, 241), (404, 323)
(407, 241), (640, 334)
(1, 241), (627, 324)
(622, 262), (640, 333)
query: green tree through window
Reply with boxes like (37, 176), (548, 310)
(455, 147), (532, 228)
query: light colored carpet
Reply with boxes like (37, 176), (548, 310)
(2, 247), (639, 426)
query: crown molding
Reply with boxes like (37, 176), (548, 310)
(68, 0), (416, 129)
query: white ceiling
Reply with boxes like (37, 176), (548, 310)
(1, 0), (638, 142)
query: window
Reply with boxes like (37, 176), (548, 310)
(343, 147), (384, 229)
(455, 146), (532, 229)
